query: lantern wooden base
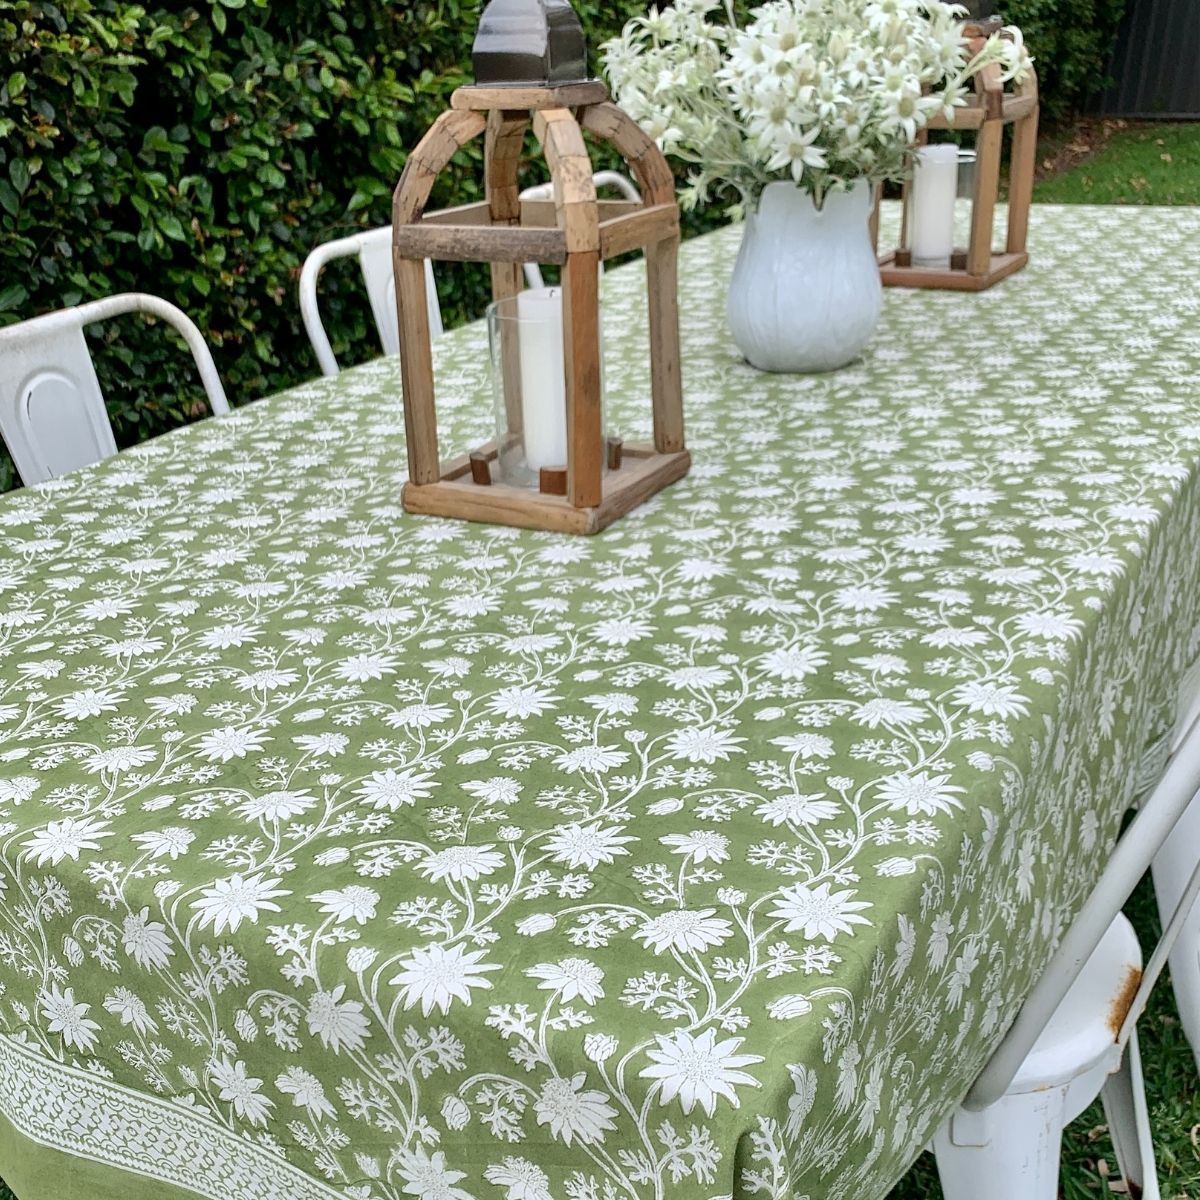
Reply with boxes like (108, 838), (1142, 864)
(402, 442), (691, 535)
(878, 249), (1028, 291)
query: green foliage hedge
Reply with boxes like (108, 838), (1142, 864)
(0, 0), (1124, 494)
(1005, 0), (1128, 125)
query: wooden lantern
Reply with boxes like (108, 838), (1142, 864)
(391, 3), (689, 536)
(872, 18), (1039, 292)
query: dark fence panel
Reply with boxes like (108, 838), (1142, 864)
(1096, 0), (1200, 117)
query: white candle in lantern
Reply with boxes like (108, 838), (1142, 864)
(517, 287), (568, 471)
(910, 144), (959, 269)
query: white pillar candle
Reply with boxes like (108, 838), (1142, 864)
(517, 287), (568, 471)
(910, 144), (959, 269)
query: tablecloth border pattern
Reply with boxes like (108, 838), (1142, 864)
(0, 1034), (344, 1200)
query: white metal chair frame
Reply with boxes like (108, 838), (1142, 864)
(969, 725), (1200, 1110)
(0, 292), (229, 487)
(1151, 660), (1200, 1073)
(929, 707), (1200, 1199)
(299, 229), (443, 378)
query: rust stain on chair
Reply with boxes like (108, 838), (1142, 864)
(1108, 965), (1144, 1038)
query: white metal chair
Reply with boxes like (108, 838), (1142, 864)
(928, 720), (1200, 1200)
(299, 229), (443, 378)
(1151, 657), (1200, 1073)
(519, 170), (641, 289)
(0, 292), (230, 487)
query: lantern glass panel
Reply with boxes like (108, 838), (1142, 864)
(957, 148), (977, 199)
(487, 289), (609, 488)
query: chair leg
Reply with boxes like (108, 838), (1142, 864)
(932, 1088), (1067, 1200)
(1152, 803), (1200, 1072)
(1101, 1030), (1161, 1200)
(1169, 936), (1200, 1075)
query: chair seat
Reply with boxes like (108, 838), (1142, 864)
(1010, 913), (1142, 1094)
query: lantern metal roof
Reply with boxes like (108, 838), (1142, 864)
(472, 0), (588, 86)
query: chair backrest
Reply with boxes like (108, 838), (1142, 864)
(964, 706), (1200, 1109)
(299, 230), (442, 378)
(0, 310), (119, 484)
(357, 227), (444, 357)
(0, 293), (229, 487)
(519, 170), (641, 205)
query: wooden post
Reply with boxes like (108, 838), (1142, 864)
(561, 249), (603, 507)
(646, 237), (683, 454)
(392, 109), (488, 484)
(1006, 74), (1040, 255)
(968, 116), (1003, 277)
(486, 110), (530, 437)
(535, 108), (603, 509)
(394, 258), (441, 484)
(581, 103), (685, 454)
(966, 52), (1004, 277)
(977, 57), (1005, 122)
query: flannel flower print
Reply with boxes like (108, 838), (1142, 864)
(1, 205), (1200, 1200)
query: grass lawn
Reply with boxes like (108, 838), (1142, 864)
(1033, 120), (1200, 206)
(1, 120), (1199, 1200)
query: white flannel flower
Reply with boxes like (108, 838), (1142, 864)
(602, 0), (1032, 209)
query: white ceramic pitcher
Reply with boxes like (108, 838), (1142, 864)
(727, 178), (882, 374)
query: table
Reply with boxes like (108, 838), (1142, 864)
(2, 204), (1200, 1200)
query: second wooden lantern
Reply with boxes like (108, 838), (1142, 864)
(872, 16), (1039, 291)
(392, 0), (690, 536)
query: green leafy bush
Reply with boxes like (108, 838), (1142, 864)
(0, 0), (653, 490)
(1002, 0), (1127, 124)
(0, 0), (1124, 495)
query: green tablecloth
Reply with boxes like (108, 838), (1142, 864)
(2, 204), (1200, 1200)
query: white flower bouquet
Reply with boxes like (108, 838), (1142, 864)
(602, 0), (1032, 213)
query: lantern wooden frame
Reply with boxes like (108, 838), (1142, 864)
(871, 23), (1040, 292)
(391, 81), (690, 535)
